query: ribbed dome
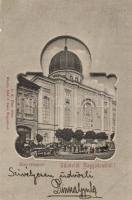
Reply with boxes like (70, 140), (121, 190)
(49, 47), (82, 74)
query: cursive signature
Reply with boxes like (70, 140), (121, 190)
(49, 178), (102, 199)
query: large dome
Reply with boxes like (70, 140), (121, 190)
(49, 46), (82, 74)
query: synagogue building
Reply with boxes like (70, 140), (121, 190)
(16, 36), (117, 144)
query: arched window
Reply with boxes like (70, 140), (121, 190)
(23, 96), (35, 119)
(43, 96), (50, 123)
(83, 102), (93, 129)
(17, 94), (23, 116)
(29, 98), (34, 115)
(17, 126), (31, 142)
(24, 97), (30, 114)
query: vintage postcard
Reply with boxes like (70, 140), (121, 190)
(0, 0), (132, 200)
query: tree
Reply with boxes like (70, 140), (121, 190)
(73, 130), (84, 141)
(55, 128), (74, 143)
(55, 129), (63, 139)
(96, 132), (108, 140)
(36, 134), (43, 144)
(62, 128), (74, 142)
(84, 131), (96, 140)
(110, 132), (115, 140)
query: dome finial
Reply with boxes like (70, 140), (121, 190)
(64, 38), (68, 51)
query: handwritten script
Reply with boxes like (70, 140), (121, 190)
(8, 166), (102, 199)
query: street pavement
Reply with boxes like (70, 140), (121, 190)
(38, 150), (115, 160)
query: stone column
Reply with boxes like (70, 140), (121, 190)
(101, 93), (104, 131)
(73, 85), (78, 130)
(109, 99), (113, 133)
(56, 81), (64, 129)
(37, 89), (43, 124)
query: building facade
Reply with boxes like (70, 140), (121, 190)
(16, 74), (40, 142)
(16, 38), (117, 144)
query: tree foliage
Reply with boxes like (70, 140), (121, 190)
(84, 131), (96, 139)
(110, 132), (115, 140)
(62, 128), (74, 141)
(73, 129), (84, 141)
(55, 129), (63, 139)
(55, 128), (73, 142)
(55, 129), (108, 142)
(96, 132), (108, 140)
(36, 134), (43, 144)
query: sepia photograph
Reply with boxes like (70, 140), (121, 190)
(0, 1), (132, 200)
(15, 36), (117, 159)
